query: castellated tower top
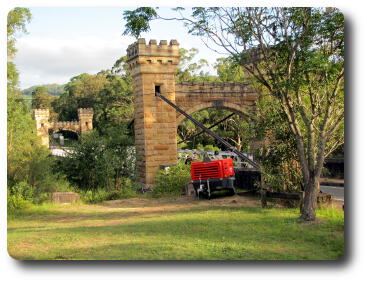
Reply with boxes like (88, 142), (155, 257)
(77, 108), (94, 116)
(33, 109), (50, 119)
(127, 38), (179, 60)
(126, 39), (180, 74)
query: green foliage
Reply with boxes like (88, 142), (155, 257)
(31, 86), (56, 112)
(7, 97), (62, 197)
(30, 86), (57, 121)
(53, 73), (109, 121)
(22, 84), (65, 96)
(123, 7), (158, 38)
(7, 62), (20, 96)
(153, 163), (191, 197)
(80, 179), (139, 203)
(7, 7), (74, 210)
(176, 48), (216, 82)
(215, 57), (246, 83)
(58, 126), (134, 190)
(52, 59), (133, 130)
(203, 144), (220, 152)
(81, 189), (111, 204)
(178, 108), (252, 152)
(7, 7), (32, 58)
(254, 97), (303, 192)
(7, 192), (31, 213)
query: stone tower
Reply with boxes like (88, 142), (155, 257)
(127, 38), (180, 188)
(78, 108), (94, 134)
(33, 109), (50, 147)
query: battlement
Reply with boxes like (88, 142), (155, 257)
(33, 108), (50, 118)
(77, 108), (94, 116)
(52, 121), (79, 127)
(127, 38), (180, 64)
(175, 82), (257, 99)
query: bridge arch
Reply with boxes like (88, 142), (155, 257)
(127, 38), (259, 188)
(50, 128), (79, 138)
(33, 108), (93, 148)
(176, 101), (250, 125)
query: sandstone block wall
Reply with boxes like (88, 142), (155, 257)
(127, 39), (180, 187)
(78, 108), (94, 133)
(33, 109), (50, 147)
(175, 82), (259, 124)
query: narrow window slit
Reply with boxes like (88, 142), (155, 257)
(155, 85), (161, 95)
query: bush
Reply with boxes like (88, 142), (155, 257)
(7, 183), (33, 213)
(153, 163), (191, 197)
(7, 194), (31, 213)
(203, 144), (220, 152)
(8, 181), (34, 200)
(80, 179), (140, 203)
(81, 189), (111, 204)
(58, 126), (135, 191)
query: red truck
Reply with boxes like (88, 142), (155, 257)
(190, 158), (236, 199)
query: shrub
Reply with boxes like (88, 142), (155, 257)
(7, 183), (32, 213)
(8, 181), (34, 200)
(7, 194), (31, 213)
(80, 179), (140, 203)
(203, 144), (220, 152)
(153, 163), (191, 197)
(58, 126), (135, 191)
(81, 189), (111, 204)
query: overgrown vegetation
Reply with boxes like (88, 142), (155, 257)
(7, 8), (73, 212)
(80, 179), (139, 203)
(57, 125), (135, 190)
(153, 163), (191, 197)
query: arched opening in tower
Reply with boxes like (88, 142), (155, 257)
(50, 129), (79, 147)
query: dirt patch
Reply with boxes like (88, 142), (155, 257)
(103, 195), (260, 210)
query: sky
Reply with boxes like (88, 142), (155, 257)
(13, 7), (224, 89)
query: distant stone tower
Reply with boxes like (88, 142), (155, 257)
(127, 38), (180, 188)
(33, 108), (94, 148)
(33, 109), (50, 147)
(78, 108), (94, 134)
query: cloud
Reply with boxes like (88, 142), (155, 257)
(14, 35), (132, 88)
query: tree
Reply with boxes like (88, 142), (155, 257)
(176, 48), (216, 82)
(7, 7), (32, 58)
(53, 57), (134, 130)
(22, 84), (66, 96)
(31, 86), (55, 108)
(7, 8), (31, 97)
(123, 7), (344, 221)
(7, 8), (71, 207)
(53, 73), (109, 121)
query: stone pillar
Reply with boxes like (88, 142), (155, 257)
(127, 38), (180, 188)
(33, 109), (50, 147)
(78, 108), (94, 134)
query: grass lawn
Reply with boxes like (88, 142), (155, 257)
(7, 196), (344, 260)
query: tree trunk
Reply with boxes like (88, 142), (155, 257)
(301, 171), (320, 221)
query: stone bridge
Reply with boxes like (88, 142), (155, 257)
(33, 108), (94, 147)
(127, 38), (260, 188)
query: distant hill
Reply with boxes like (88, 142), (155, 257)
(22, 84), (65, 96)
